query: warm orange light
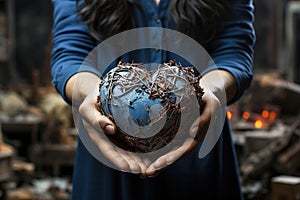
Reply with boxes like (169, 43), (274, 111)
(261, 110), (269, 119)
(243, 112), (250, 120)
(227, 111), (233, 120)
(254, 120), (263, 129)
(269, 112), (277, 120)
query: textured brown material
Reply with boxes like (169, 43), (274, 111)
(97, 61), (204, 153)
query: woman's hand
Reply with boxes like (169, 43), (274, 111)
(143, 89), (220, 177)
(144, 69), (237, 177)
(67, 72), (151, 174)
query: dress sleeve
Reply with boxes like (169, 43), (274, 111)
(51, 0), (98, 104)
(207, 0), (256, 104)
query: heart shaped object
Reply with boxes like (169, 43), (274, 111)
(97, 60), (204, 153)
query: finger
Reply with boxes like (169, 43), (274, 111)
(138, 158), (153, 178)
(144, 170), (161, 178)
(189, 94), (212, 141)
(79, 88), (116, 134)
(83, 120), (130, 171)
(142, 157), (153, 167)
(117, 150), (142, 174)
(129, 154), (151, 173)
(189, 115), (210, 141)
(146, 138), (195, 176)
(119, 148), (153, 174)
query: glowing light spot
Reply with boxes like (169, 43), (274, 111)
(269, 112), (277, 120)
(261, 110), (269, 119)
(243, 112), (250, 120)
(227, 111), (233, 120)
(254, 120), (263, 129)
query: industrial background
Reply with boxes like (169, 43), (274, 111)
(1, 0), (300, 199)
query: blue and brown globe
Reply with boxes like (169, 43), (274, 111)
(96, 61), (204, 153)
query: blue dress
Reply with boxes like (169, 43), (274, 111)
(51, 0), (255, 199)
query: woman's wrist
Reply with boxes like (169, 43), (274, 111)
(200, 70), (237, 106)
(65, 72), (102, 105)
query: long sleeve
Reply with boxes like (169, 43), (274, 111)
(51, 0), (97, 104)
(207, 0), (256, 104)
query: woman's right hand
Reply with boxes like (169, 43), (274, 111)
(66, 72), (151, 174)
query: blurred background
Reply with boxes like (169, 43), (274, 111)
(0, 0), (300, 199)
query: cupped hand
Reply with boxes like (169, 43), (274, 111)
(69, 72), (151, 174)
(143, 69), (235, 177)
(143, 87), (223, 177)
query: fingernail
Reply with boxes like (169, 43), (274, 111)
(105, 125), (115, 134)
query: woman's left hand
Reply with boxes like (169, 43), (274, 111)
(143, 69), (234, 177)
(143, 88), (221, 177)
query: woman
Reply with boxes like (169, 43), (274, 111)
(51, 0), (255, 199)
